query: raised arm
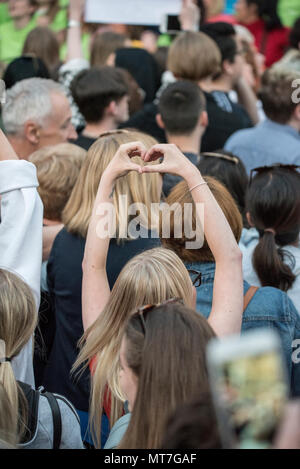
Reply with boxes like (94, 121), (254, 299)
(82, 142), (145, 331)
(0, 130), (43, 385)
(143, 144), (243, 336)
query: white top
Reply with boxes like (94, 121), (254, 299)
(239, 228), (300, 314)
(0, 160), (43, 386)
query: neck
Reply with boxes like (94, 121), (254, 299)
(200, 75), (232, 93)
(286, 117), (300, 133)
(7, 135), (34, 160)
(13, 15), (31, 30)
(82, 118), (117, 138)
(241, 14), (260, 25)
(166, 131), (202, 155)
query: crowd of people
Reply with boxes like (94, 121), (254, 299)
(0, 0), (300, 450)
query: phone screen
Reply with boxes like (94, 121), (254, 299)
(207, 332), (288, 449)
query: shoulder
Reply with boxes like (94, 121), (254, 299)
(225, 126), (257, 148)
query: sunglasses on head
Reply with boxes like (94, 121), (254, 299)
(201, 152), (240, 165)
(133, 298), (184, 335)
(249, 164), (300, 186)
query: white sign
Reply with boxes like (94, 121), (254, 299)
(85, 0), (182, 25)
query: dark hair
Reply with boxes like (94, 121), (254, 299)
(3, 56), (50, 89)
(70, 67), (128, 123)
(158, 81), (206, 135)
(198, 150), (249, 224)
(259, 68), (300, 124)
(162, 394), (222, 449)
(119, 302), (215, 449)
(201, 22), (237, 67)
(246, 167), (300, 292)
(290, 18), (300, 50)
(246, 0), (282, 30)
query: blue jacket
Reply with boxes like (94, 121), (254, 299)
(186, 261), (300, 397)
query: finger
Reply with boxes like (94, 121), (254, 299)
(141, 163), (167, 174)
(144, 147), (165, 162)
(121, 141), (147, 159)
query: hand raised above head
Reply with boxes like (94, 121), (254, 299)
(142, 143), (198, 179)
(104, 141), (147, 181)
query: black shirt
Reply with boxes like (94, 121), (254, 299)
(71, 133), (96, 151)
(43, 228), (160, 411)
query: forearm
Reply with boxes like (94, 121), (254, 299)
(66, 4), (83, 61)
(0, 129), (18, 161)
(82, 171), (115, 330)
(235, 77), (259, 125)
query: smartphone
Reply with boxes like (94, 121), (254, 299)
(206, 329), (288, 449)
(159, 14), (181, 34)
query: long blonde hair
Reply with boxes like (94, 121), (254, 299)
(0, 269), (38, 443)
(62, 130), (162, 240)
(74, 247), (194, 448)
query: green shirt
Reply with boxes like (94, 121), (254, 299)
(0, 2), (10, 25)
(278, 0), (300, 27)
(0, 16), (37, 64)
(59, 32), (91, 61)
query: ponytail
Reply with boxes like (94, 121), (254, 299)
(252, 231), (296, 291)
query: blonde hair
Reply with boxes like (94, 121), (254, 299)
(0, 269), (38, 442)
(62, 130), (162, 240)
(162, 176), (243, 263)
(0, 383), (18, 447)
(74, 247), (194, 448)
(29, 143), (86, 222)
(167, 31), (221, 81)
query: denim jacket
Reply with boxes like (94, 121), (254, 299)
(186, 261), (300, 397)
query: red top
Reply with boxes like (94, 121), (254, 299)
(239, 19), (290, 67)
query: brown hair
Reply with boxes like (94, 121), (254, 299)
(23, 26), (60, 75)
(119, 302), (215, 449)
(259, 68), (300, 124)
(161, 176), (243, 263)
(90, 31), (127, 67)
(29, 143), (86, 222)
(30, 0), (60, 23)
(167, 31), (221, 81)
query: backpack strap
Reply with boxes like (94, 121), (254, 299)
(43, 391), (62, 450)
(17, 381), (40, 444)
(243, 286), (259, 312)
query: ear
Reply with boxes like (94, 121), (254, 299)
(246, 211), (254, 227)
(107, 100), (117, 116)
(199, 110), (208, 129)
(24, 121), (40, 145)
(156, 113), (165, 130)
(222, 59), (233, 76)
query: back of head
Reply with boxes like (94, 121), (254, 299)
(246, 166), (300, 291)
(198, 150), (248, 222)
(22, 26), (60, 75)
(90, 31), (127, 67)
(201, 22), (238, 72)
(76, 246), (195, 448)
(162, 176), (243, 263)
(246, 0), (282, 30)
(62, 129), (161, 239)
(162, 394), (221, 449)
(167, 31), (221, 82)
(158, 80), (206, 136)
(0, 269), (37, 442)
(119, 301), (215, 448)
(2, 77), (63, 136)
(29, 143), (86, 222)
(115, 47), (160, 103)
(70, 66), (128, 123)
(3, 56), (50, 90)
(259, 68), (300, 124)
